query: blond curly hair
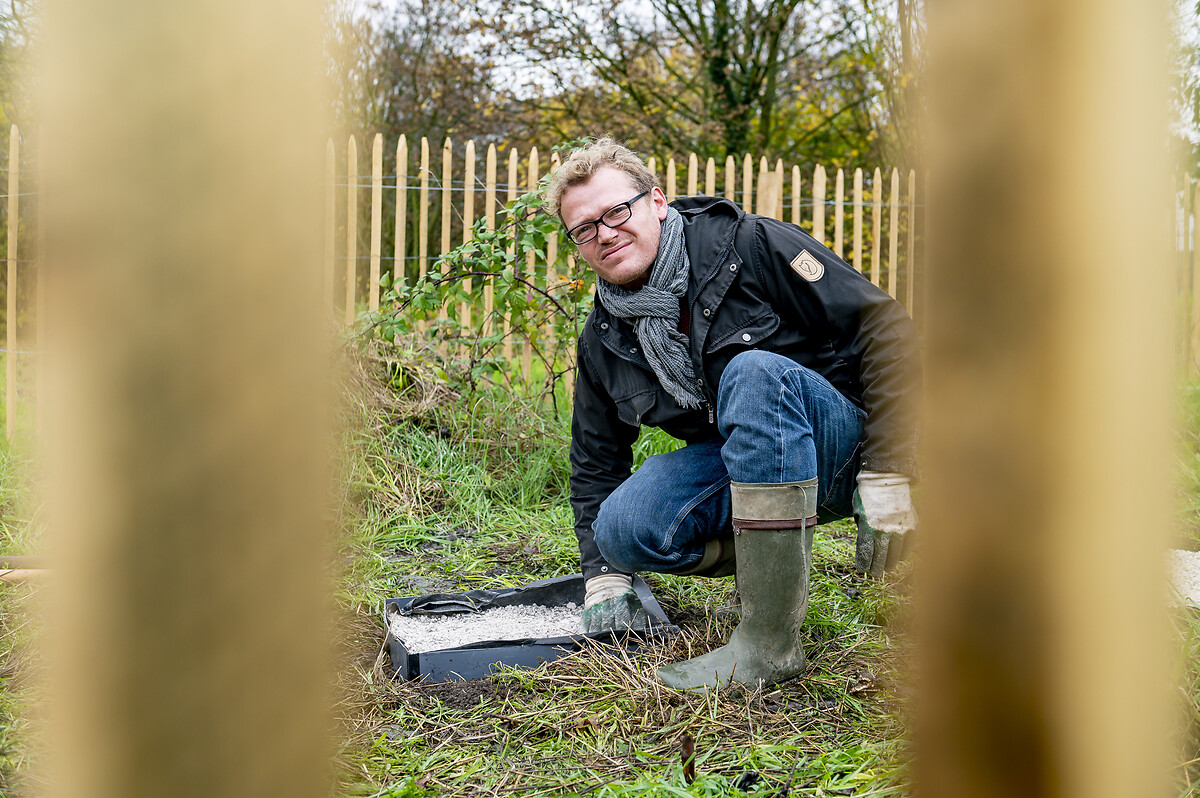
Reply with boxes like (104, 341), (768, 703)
(542, 138), (659, 219)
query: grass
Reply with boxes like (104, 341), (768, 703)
(331, 339), (911, 797)
(0, 438), (43, 798)
(5, 339), (1200, 794)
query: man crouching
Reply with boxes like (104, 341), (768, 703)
(544, 138), (921, 691)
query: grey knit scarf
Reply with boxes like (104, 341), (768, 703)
(595, 207), (706, 409)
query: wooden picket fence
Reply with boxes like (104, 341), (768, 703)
(3, 125), (1200, 438)
(330, 135), (925, 309)
(328, 134), (928, 395)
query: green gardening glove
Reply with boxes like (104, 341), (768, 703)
(581, 574), (650, 634)
(852, 471), (918, 578)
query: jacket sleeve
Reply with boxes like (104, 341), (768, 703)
(750, 216), (922, 478)
(570, 334), (641, 579)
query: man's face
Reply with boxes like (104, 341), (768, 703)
(559, 166), (669, 288)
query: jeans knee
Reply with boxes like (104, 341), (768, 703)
(718, 350), (802, 430)
(723, 350), (780, 388)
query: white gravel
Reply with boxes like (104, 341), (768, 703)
(388, 602), (582, 653)
(1171, 550), (1200, 606)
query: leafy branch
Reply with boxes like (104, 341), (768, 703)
(355, 182), (594, 408)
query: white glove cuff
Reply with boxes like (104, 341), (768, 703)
(584, 574), (633, 608)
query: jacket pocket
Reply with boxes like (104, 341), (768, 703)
(614, 389), (657, 427)
(706, 310), (781, 352)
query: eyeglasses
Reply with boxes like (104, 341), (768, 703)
(564, 190), (650, 245)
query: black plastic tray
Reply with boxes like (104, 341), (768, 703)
(384, 574), (677, 682)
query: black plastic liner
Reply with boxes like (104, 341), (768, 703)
(384, 574), (678, 682)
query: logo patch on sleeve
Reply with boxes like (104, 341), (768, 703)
(789, 249), (824, 282)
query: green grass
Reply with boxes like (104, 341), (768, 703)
(332, 340), (911, 797)
(0, 437), (42, 797)
(9, 344), (1200, 794)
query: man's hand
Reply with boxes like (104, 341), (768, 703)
(581, 574), (650, 633)
(853, 471), (917, 578)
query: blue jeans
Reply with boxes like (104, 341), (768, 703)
(593, 350), (865, 574)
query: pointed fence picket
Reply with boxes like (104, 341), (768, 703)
(3, 126), (1200, 435)
(74, 127), (1200, 437)
(0, 127), (934, 438)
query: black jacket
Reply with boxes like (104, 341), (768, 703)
(570, 196), (921, 579)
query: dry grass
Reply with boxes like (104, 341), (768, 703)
(336, 611), (910, 797)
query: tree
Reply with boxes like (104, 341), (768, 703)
(0, 0), (37, 130)
(327, 0), (512, 147)
(857, 0), (925, 169)
(488, 0), (894, 164)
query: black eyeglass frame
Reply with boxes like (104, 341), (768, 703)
(564, 190), (651, 245)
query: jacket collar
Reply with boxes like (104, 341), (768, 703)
(671, 196), (742, 301)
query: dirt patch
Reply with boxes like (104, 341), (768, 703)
(485, 541), (543, 573)
(392, 574), (459, 596)
(413, 677), (517, 710)
(653, 593), (711, 631)
(415, 526), (478, 551)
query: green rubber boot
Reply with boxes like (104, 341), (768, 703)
(657, 479), (817, 691)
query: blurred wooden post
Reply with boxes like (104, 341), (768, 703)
(705, 157), (716, 196)
(323, 140), (334, 312)
(344, 135), (356, 324)
(667, 156), (677, 202)
(724, 155), (735, 202)
(368, 133), (382, 312)
(687, 153), (698, 197)
(40, 0), (331, 794)
(920, 0), (1173, 795)
(36, 129), (45, 435)
(1192, 180), (1200, 372)
(907, 169), (917, 313)
(6, 127), (17, 439)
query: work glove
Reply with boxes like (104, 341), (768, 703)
(852, 471), (917, 578)
(581, 574), (649, 634)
